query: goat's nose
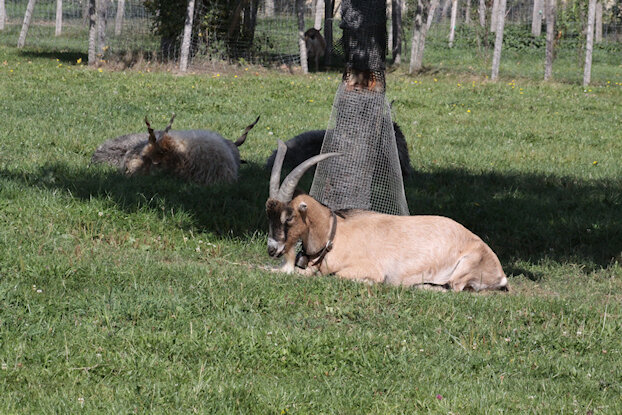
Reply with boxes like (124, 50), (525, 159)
(267, 237), (279, 257)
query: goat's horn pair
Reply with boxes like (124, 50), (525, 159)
(269, 140), (340, 202)
(145, 113), (176, 144)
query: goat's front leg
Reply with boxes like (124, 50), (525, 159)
(276, 248), (297, 274)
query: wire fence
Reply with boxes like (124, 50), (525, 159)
(0, 0), (620, 72)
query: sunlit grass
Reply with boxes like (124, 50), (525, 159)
(0, 44), (621, 413)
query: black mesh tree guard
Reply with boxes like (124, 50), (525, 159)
(310, 0), (409, 215)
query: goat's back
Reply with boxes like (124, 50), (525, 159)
(332, 211), (505, 289)
(164, 130), (240, 184)
(265, 123), (412, 178)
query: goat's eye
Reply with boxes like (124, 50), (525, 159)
(286, 216), (295, 225)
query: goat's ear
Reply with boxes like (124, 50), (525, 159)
(297, 202), (308, 219)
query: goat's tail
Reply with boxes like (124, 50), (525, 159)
(234, 116), (260, 147)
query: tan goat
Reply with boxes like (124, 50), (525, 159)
(266, 141), (508, 292)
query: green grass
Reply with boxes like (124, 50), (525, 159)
(1, 44), (621, 413)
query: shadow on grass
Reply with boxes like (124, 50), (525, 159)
(404, 170), (622, 270)
(1, 162), (271, 237)
(18, 49), (87, 65)
(2, 162), (621, 269)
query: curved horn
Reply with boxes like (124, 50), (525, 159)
(234, 115), (260, 147)
(269, 140), (287, 199)
(164, 113), (176, 133)
(277, 152), (341, 202)
(144, 116), (157, 144)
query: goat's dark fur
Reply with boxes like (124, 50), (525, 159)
(265, 122), (412, 179)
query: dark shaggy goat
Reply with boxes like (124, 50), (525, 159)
(265, 122), (412, 179)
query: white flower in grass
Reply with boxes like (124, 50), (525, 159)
(98, 211), (103, 217)
(195, 246), (201, 253)
(1, 363), (7, 370)
(36, 289), (42, 293)
(78, 397), (85, 407)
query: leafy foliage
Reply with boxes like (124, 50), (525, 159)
(143, 0), (260, 60)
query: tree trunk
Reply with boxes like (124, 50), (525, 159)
(296, 0), (308, 73)
(409, 0), (430, 74)
(426, 0), (439, 31)
(490, 0), (506, 80)
(323, 0), (334, 66)
(314, 0), (324, 30)
(490, 0), (498, 32)
(478, 0), (485, 27)
(448, 0), (458, 48)
(544, 0), (555, 80)
(17, 0), (37, 48)
(242, 0), (260, 47)
(114, 0), (125, 36)
(594, 1), (602, 43)
(531, 0), (542, 36)
(179, 0), (195, 72)
(0, 0), (6, 30)
(440, 0), (451, 22)
(583, 0), (596, 86)
(55, 0), (62, 36)
(265, 0), (274, 17)
(392, 0), (402, 64)
(465, 0), (471, 25)
(96, 0), (108, 55)
(0, 0), (5, 31)
(88, 0), (97, 65)
(83, 0), (90, 24)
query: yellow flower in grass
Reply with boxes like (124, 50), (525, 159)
(77, 58), (82, 64)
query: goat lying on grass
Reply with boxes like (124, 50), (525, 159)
(265, 141), (508, 292)
(91, 114), (259, 185)
(265, 122), (412, 179)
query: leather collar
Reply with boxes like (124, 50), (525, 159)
(302, 210), (337, 267)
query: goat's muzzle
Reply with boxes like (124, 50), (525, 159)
(267, 237), (285, 258)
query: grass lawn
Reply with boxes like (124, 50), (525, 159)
(0, 43), (621, 413)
